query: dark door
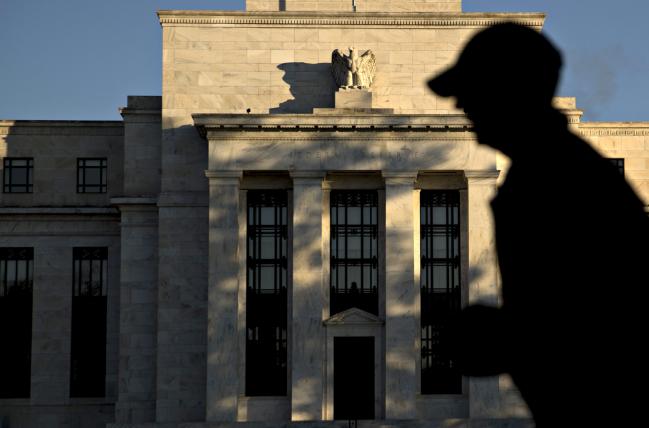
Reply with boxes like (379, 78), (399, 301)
(334, 336), (375, 420)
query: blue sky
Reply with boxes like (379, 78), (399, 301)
(0, 0), (647, 121)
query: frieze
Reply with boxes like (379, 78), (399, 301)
(158, 12), (544, 29)
(579, 129), (649, 137)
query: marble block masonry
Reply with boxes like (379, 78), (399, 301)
(1, 1), (648, 428)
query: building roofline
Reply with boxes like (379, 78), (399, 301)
(157, 10), (545, 28)
(579, 122), (649, 127)
(0, 120), (124, 136)
(0, 120), (123, 128)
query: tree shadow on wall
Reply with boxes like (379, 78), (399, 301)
(270, 62), (337, 114)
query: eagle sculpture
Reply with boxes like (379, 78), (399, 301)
(331, 47), (377, 89)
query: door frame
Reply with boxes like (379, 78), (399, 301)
(323, 307), (384, 420)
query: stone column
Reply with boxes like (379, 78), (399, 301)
(465, 170), (501, 418)
(205, 170), (243, 422)
(290, 171), (326, 421)
(383, 172), (418, 419)
(112, 198), (158, 423)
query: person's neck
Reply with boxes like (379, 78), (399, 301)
(506, 108), (569, 161)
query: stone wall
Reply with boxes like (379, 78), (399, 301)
(0, 218), (121, 428)
(0, 121), (124, 206)
(0, 122), (124, 427)
(580, 123), (649, 206)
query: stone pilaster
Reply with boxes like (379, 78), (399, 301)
(111, 198), (158, 423)
(465, 170), (501, 418)
(289, 171), (326, 421)
(383, 171), (418, 419)
(205, 171), (243, 422)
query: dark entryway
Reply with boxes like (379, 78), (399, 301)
(334, 336), (375, 420)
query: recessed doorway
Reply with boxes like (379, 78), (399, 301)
(334, 336), (375, 420)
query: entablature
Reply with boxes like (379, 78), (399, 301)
(158, 10), (545, 29)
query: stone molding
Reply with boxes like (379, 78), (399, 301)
(323, 307), (384, 326)
(118, 108), (161, 124)
(158, 11), (545, 29)
(205, 170), (244, 186)
(110, 197), (158, 206)
(194, 113), (473, 139)
(0, 207), (120, 215)
(464, 170), (500, 184)
(203, 134), (476, 143)
(0, 120), (123, 136)
(383, 171), (418, 186)
(578, 128), (649, 137)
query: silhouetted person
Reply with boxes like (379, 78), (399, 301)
(428, 23), (649, 426)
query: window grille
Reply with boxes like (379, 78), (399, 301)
(77, 158), (107, 193)
(246, 191), (288, 396)
(70, 247), (107, 397)
(3, 158), (33, 193)
(330, 190), (379, 316)
(420, 191), (462, 394)
(0, 248), (33, 398)
(609, 158), (625, 175)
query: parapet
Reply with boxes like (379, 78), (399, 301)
(246, 0), (462, 13)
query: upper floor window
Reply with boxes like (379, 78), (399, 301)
(330, 190), (379, 316)
(609, 158), (625, 175)
(77, 158), (107, 193)
(3, 158), (33, 193)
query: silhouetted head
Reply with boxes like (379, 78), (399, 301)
(428, 23), (564, 156)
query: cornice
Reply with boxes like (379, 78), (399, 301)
(578, 122), (649, 137)
(0, 120), (123, 136)
(158, 11), (545, 29)
(193, 113), (474, 138)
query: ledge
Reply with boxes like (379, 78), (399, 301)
(0, 120), (123, 136)
(158, 10), (545, 28)
(193, 113), (473, 138)
(110, 197), (158, 206)
(0, 207), (119, 215)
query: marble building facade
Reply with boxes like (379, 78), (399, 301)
(1, 1), (648, 427)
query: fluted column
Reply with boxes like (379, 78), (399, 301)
(205, 170), (243, 422)
(465, 170), (501, 418)
(383, 171), (418, 419)
(290, 171), (326, 421)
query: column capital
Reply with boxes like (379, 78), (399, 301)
(383, 171), (418, 186)
(205, 170), (243, 184)
(464, 170), (500, 184)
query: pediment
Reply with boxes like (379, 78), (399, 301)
(323, 307), (384, 326)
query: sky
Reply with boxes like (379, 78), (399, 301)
(0, 0), (647, 121)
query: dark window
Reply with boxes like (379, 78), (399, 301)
(0, 248), (33, 398)
(330, 190), (378, 316)
(246, 191), (288, 396)
(609, 158), (625, 175)
(77, 158), (107, 193)
(420, 191), (462, 394)
(70, 247), (107, 397)
(3, 158), (33, 193)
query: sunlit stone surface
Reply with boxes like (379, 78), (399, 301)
(1, 1), (648, 427)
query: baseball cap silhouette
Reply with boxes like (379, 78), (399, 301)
(428, 23), (562, 104)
